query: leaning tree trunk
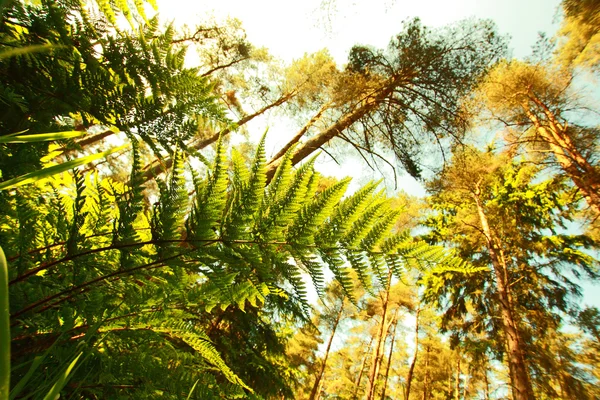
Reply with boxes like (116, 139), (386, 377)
(522, 97), (600, 214)
(142, 91), (295, 181)
(472, 185), (534, 400)
(309, 298), (345, 400)
(265, 83), (396, 184)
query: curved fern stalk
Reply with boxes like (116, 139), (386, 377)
(0, 246), (9, 400)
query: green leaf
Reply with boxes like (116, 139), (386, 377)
(0, 247), (9, 400)
(0, 44), (62, 60)
(0, 131), (86, 143)
(42, 352), (83, 400)
(0, 144), (129, 191)
(186, 379), (200, 400)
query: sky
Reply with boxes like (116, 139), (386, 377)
(154, 0), (564, 194)
(152, 0), (600, 309)
(157, 0), (562, 62)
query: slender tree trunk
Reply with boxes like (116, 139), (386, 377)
(365, 273), (393, 400)
(463, 363), (470, 400)
(522, 98), (600, 214)
(141, 92), (295, 181)
(265, 84), (395, 183)
(353, 336), (374, 400)
(405, 306), (421, 400)
(454, 353), (460, 400)
(269, 102), (331, 162)
(422, 345), (430, 400)
(484, 368), (490, 400)
(472, 186), (534, 400)
(380, 311), (399, 400)
(309, 298), (345, 400)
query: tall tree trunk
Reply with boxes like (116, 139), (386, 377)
(269, 102), (331, 162)
(405, 306), (421, 400)
(454, 353), (460, 400)
(422, 345), (430, 400)
(365, 273), (393, 400)
(522, 98), (600, 214)
(380, 310), (399, 400)
(353, 336), (374, 400)
(309, 298), (345, 400)
(463, 362), (470, 400)
(472, 186), (534, 400)
(484, 368), (490, 400)
(141, 92), (295, 181)
(265, 84), (395, 183)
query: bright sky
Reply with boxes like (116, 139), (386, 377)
(155, 0), (564, 194)
(157, 0), (562, 62)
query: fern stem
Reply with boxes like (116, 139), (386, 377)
(11, 250), (195, 319)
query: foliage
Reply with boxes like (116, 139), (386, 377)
(0, 0), (225, 180)
(556, 0), (600, 70)
(423, 147), (599, 398)
(2, 131), (462, 397)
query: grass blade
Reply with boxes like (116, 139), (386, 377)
(0, 247), (9, 399)
(186, 379), (199, 400)
(0, 131), (86, 144)
(0, 144), (129, 191)
(42, 352), (82, 400)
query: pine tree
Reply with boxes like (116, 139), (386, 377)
(423, 147), (599, 400)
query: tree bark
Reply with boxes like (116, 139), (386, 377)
(405, 306), (420, 400)
(422, 345), (430, 400)
(522, 97), (600, 214)
(472, 185), (534, 400)
(141, 92), (295, 181)
(380, 310), (399, 400)
(265, 83), (395, 184)
(269, 103), (331, 162)
(353, 336), (374, 400)
(483, 368), (490, 400)
(365, 273), (393, 400)
(309, 298), (345, 400)
(454, 353), (460, 400)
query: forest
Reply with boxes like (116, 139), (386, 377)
(0, 0), (599, 399)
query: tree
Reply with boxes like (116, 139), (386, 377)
(556, 0), (600, 71)
(424, 147), (598, 400)
(364, 280), (415, 400)
(308, 280), (360, 400)
(263, 18), (506, 182)
(474, 59), (600, 214)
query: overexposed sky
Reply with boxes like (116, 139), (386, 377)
(153, 0), (564, 196)
(157, 0), (562, 63)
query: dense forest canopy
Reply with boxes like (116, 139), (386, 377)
(0, 0), (598, 399)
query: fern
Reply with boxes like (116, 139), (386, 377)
(3, 137), (466, 398)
